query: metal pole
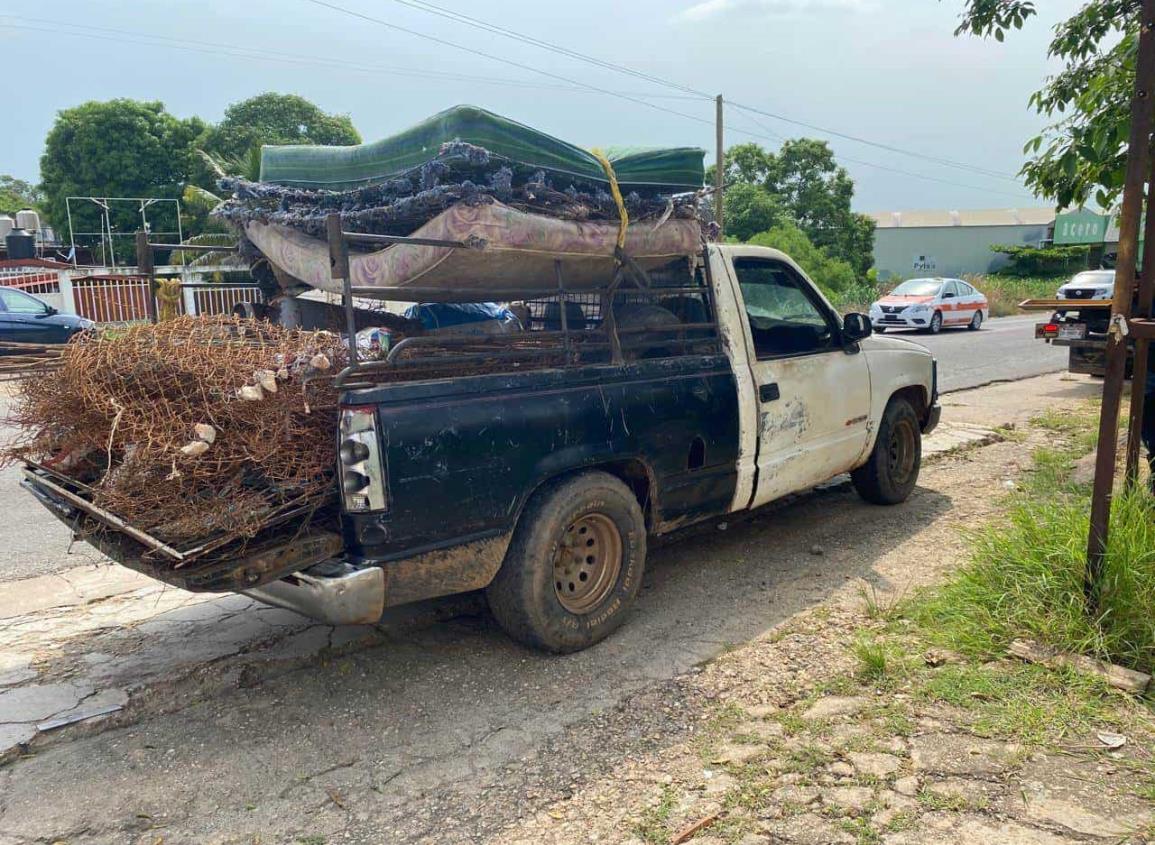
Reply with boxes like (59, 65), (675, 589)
(136, 230), (157, 324)
(1086, 0), (1155, 607)
(1125, 153), (1155, 487)
(326, 213), (357, 369)
(715, 94), (725, 237)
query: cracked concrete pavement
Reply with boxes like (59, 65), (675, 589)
(0, 373), (1101, 844)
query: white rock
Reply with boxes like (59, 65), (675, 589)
(180, 440), (210, 457)
(310, 353), (331, 371)
(236, 384), (263, 401)
(254, 370), (278, 393)
(193, 423), (216, 444)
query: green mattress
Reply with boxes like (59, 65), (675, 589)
(259, 105), (705, 192)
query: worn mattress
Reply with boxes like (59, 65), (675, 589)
(246, 201), (702, 300)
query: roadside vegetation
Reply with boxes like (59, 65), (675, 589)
(910, 402), (1155, 675)
(641, 401), (1155, 845)
(826, 272), (1062, 318)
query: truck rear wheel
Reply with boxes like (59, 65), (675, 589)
(851, 396), (921, 505)
(486, 471), (646, 653)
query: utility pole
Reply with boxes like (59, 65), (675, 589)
(715, 94), (724, 238)
(1085, 0), (1155, 608)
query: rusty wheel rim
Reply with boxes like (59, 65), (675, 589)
(887, 417), (917, 484)
(553, 513), (622, 614)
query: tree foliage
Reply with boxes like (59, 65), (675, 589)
(39, 99), (206, 233)
(199, 92), (361, 165)
(709, 140), (875, 274)
(948, 0), (1142, 208)
(749, 221), (859, 294)
(722, 182), (786, 241)
(990, 242), (1092, 276)
(0, 175), (42, 216)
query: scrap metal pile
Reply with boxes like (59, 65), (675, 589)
(2, 317), (346, 552)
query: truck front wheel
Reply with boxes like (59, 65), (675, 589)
(851, 396), (921, 505)
(487, 471), (647, 653)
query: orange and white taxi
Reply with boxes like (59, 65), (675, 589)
(869, 277), (989, 334)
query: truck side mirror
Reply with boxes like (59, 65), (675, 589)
(842, 312), (872, 343)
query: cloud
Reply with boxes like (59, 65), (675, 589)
(674, 0), (872, 23)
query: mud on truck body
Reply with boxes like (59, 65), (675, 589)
(23, 241), (939, 653)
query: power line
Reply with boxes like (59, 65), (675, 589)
(727, 102), (1017, 182)
(0, 16), (702, 98)
(300, 0), (1035, 200)
(378, 0), (1023, 183)
(0, 10), (1036, 199)
(299, 0), (726, 131)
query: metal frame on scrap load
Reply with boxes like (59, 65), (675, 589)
(322, 211), (723, 391)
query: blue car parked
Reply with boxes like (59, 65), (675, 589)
(0, 286), (94, 345)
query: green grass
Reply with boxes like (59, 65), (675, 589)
(974, 274), (1067, 317)
(853, 637), (893, 682)
(909, 488), (1155, 675)
(903, 399), (1155, 675)
(630, 784), (678, 844)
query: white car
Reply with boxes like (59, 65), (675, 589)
(869, 278), (989, 334)
(1056, 269), (1115, 301)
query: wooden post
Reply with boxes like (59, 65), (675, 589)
(136, 230), (157, 324)
(1086, 0), (1155, 607)
(326, 213), (357, 369)
(1124, 155), (1155, 486)
(715, 94), (724, 238)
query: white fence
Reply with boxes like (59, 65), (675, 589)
(0, 263), (262, 324)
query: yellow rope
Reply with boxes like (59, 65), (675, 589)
(155, 277), (183, 321)
(590, 148), (629, 258)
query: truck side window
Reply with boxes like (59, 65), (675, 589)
(732, 258), (836, 359)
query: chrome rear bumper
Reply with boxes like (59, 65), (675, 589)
(245, 564), (385, 625)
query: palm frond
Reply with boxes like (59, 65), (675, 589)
(168, 233), (240, 268)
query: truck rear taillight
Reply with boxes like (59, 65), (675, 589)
(339, 407), (387, 513)
(1043, 323), (1059, 337)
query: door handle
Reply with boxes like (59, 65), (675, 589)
(759, 383), (780, 402)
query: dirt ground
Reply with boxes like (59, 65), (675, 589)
(3, 372), (1145, 845)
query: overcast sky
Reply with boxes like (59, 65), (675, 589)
(2, 0), (1084, 211)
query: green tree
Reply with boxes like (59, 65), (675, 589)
(749, 221), (859, 294)
(0, 175), (42, 216)
(708, 139), (875, 274)
(947, 1), (1140, 208)
(722, 182), (785, 242)
(199, 92), (360, 165)
(39, 99), (205, 234)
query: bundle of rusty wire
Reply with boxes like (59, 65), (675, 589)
(2, 317), (347, 550)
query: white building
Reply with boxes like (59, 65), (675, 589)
(868, 208), (1056, 280)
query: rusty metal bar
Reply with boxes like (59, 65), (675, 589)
(715, 94), (724, 237)
(1086, 0), (1155, 607)
(327, 213), (358, 373)
(23, 470), (185, 561)
(147, 243), (239, 252)
(341, 231), (482, 249)
(1125, 155), (1155, 486)
(136, 230), (158, 324)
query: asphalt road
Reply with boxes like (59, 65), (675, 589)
(879, 313), (1069, 393)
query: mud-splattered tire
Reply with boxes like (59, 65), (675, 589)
(926, 311), (943, 334)
(486, 471), (646, 653)
(851, 396), (921, 505)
